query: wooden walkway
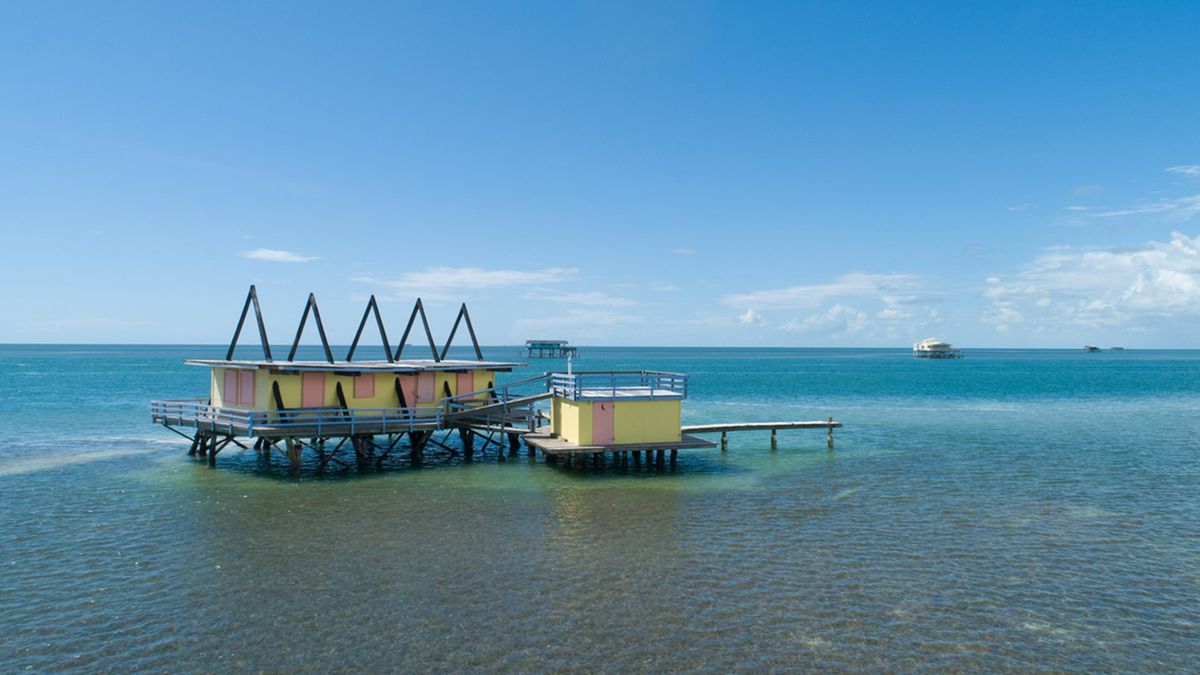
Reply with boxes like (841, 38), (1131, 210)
(682, 418), (842, 450)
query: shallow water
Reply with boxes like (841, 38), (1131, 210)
(2, 345), (1198, 671)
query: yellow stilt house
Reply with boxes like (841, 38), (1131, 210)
(549, 371), (690, 446)
(150, 286), (522, 471)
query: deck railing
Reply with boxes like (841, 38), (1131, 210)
(150, 399), (442, 436)
(549, 370), (688, 401)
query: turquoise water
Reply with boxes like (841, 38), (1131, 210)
(2, 345), (1198, 671)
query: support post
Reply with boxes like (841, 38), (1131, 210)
(287, 438), (302, 475)
(828, 417), (835, 449)
(670, 448), (677, 467)
(459, 428), (475, 460)
(655, 449), (665, 468)
(721, 432), (728, 451)
(771, 428), (777, 450)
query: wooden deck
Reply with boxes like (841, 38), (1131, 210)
(523, 427), (715, 456)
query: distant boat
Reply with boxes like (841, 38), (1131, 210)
(1084, 345), (1100, 352)
(913, 337), (963, 359)
(1110, 346), (1125, 351)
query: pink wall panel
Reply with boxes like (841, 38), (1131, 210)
(398, 375), (418, 408)
(417, 372), (435, 403)
(592, 402), (615, 445)
(354, 373), (375, 399)
(223, 370), (238, 406)
(457, 372), (475, 399)
(238, 370), (255, 407)
(302, 372), (325, 408)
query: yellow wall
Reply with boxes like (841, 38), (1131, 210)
(550, 397), (682, 446)
(554, 398), (592, 445)
(209, 367), (496, 411)
(614, 399), (681, 444)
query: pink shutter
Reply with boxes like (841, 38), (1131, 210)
(416, 372), (435, 403)
(302, 372), (325, 408)
(457, 372), (475, 400)
(223, 370), (238, 406)
(238, 370), (255, 407)
(354, 373), (375, 399)
(398, 375), (418, 408)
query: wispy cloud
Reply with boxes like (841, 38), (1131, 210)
(522, 288), (636, 307)
(1166, 165), (1200, 178)
(671, 247), (695, 255)
(240, 248), (317, 263)
(356, 266), (578, 290)
(720, 272), (925, 310)
(1090, 195), (1200, 220)
(1007, 203), (1037, 212)
(649, 281), (680, 292)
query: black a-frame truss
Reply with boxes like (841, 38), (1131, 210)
(226, 285), (273, 361)
(287, 293), (335, 363)
(346, 295), (393, 363)
(440, 303), (484, 361)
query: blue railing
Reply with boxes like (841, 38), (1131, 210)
(548, 370), (688, 401)
(150, 399), (443, 436)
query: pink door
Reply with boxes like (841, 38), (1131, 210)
(302, 372), (325, 408)
(416, 372), (435, 403)
(457, 372), (475, 400)
(398, 374), (418, 408)
(592, 401), (615, 445)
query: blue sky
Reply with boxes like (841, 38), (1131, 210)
(2, 1), (1198, 347)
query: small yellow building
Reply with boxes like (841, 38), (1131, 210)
(549, 371), (687, 446)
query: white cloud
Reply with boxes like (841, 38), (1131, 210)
(720, 272), (924, 310)
(649, 282), (680, 292)
(781, 304), (868, 335)
(982, 231), (1200, 331)
(240, 248), (317, 263)
(1007, 203), (1037, 212)
(671, 247), (695, 255)
(356, 266), (578, 290)
(1166, 165), (1200, 177)
(738, 308), (765, 326)
(522, 288), (636, 307)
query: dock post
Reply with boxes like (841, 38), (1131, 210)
(459, 429), (475, 460)
(670, 448), (677, 468)
(508, 432), (521, 455)
(287, 438), (302, 475)
(633, 450), (641, 466)
(655, 449), (665, 468)
(827, 417), (834, 449)
(721, 432), (727, 451)
(611, 451), (619, 464)
(770, 428), (777, 450)
(187, 434), (199, 457)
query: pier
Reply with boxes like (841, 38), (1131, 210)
(683, 419), (841, 450)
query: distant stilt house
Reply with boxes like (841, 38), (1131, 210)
(913, 337), (963, 359)
(525, 339), (578, 359)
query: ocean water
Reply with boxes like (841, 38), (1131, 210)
(2, 345), (1198, 672)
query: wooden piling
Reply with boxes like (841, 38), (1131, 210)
(670, 448), (677, 467)
(721, 432), (727, 451)
(827, 416), (834, 449)
(771, 428), (777, 450)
